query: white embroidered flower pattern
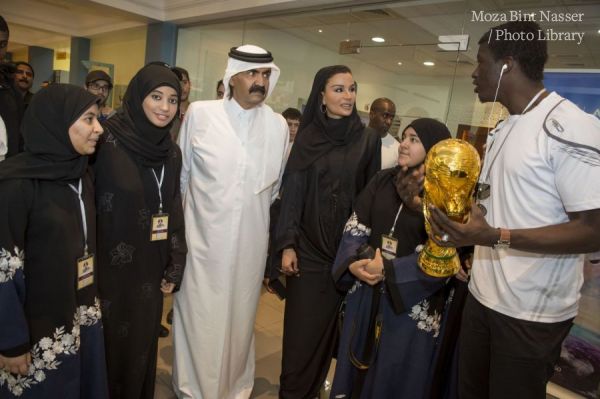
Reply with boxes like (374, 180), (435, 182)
(408, 299), (442, 337)
(0, 247), (24, 283)
(348, 280), (362, 295)
(343, 213), (371, 237)
(0, 298), (101, 396)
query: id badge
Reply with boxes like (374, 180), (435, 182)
(77, 254), (94, 290)
(150, 213), (169, 241)
(381, 234), (398, 260)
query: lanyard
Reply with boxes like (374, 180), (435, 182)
(68, 179), (89, 256)
(388, 203), (404, 236)
(479, 88), (546, 184)
(151, 166), (165, 213)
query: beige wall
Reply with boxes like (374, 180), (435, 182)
(90, 26), (147, 86)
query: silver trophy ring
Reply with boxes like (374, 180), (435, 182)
(441, 233), (450, 243)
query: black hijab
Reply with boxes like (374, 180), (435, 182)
(285, 65), (364, 173)
(403, 118), (451, 155)
(0, 83), (100, 181)
(103, 64), (181, 167)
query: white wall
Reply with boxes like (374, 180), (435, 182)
(177, 22), (506, 136)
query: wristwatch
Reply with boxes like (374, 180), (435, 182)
(494, 228), (510, 250)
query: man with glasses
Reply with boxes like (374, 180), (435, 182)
(14, 61), (34, 109)
(85, 70), (115, 121)
(368, 97), (398, 169)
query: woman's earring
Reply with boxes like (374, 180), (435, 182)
(321, 103), (327, 114)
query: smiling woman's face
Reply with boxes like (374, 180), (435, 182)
(321, 72), (356, 119)
(142, 85), (179, 127)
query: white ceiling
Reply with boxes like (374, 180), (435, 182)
(2, 0), (599, 75)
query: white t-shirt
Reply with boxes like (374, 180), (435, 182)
(0, 115), (7, 162)
(381, 133), (400, 169)
(470, 92), (600, 323)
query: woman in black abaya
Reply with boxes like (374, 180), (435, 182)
(0, 84), (107, 398)
(275, 65), (381, 398)
(93, 64), (187, 399)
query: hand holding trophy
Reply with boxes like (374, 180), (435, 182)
(418, 139), (480, 277)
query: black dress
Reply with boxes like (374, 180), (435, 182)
(276, 126), (380, 398)
(0, 173), (108, 398)
(94, 132), (186, 399)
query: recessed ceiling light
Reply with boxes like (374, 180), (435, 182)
(318, 29), (323, 33)
(598, 29), (600, 34)
(371, 37), (385, 43)
(397, 61), (403, 66)
(423, 61), (435, 66)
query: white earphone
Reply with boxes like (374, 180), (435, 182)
(487, 63), (509, 133)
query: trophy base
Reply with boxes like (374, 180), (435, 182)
(418, 243), (461, 277)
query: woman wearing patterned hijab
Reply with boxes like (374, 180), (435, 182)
(0, 84), (107, 398)
(93, 64), (187, 399)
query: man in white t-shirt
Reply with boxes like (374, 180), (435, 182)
(427, 21), (600, 398)
(368, 97), (399, 169)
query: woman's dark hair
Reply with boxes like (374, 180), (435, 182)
(479, 21), (547, 82)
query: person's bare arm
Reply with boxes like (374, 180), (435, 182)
(428, 202), (600, 254)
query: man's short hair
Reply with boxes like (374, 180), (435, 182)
(217, 79), (224, 90)
(172, 66), (189, 82)
(479, 21), (547, 82)
(0, 15), (8, 35)
(282, 107), (301, 120)
(14, 61), (34, 77)
(370, 97), (394, 112)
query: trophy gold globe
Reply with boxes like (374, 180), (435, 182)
(418, 138), (481, 277)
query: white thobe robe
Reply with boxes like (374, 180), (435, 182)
(381, 133), (400, 169)
(173, 98), (289, 399)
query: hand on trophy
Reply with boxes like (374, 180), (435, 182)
(394, 164), (425, 212)
(427, 200), (497, 248)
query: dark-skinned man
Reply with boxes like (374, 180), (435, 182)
(368, 97), (398, 169)
(420, 21), (600, 399)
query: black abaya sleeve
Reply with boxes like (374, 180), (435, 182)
(274, 170), (307, 252)
(0, 179), (33, 356)
(360, 128), (382, 189)
(164, 148), (187, 292)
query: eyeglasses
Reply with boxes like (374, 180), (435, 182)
(88, 83), (110, 92)
(15, 70), (33, 77)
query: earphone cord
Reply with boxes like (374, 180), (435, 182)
(486, 65), (506, 135)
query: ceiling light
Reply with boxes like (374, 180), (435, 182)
(397, 62), (403, 66)
(423, 61), (435, 66)
(598, 29), (600, 34)
(371, 37), (385, 43)
(318, 29), (323, 33)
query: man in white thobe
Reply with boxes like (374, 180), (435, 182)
(172, 45), (289, 399)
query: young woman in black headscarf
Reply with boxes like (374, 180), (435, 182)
(275, 65), (381, 398)
(93, 64), (187, 399)
(330, 118), (456, 398)
(0, 84), (107, 398)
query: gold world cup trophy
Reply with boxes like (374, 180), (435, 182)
(418, 139), (481, 277)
